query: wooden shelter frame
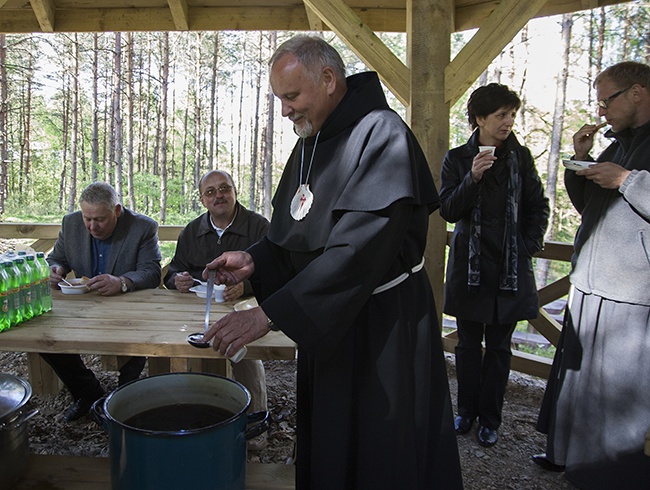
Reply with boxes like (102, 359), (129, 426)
(0, 0), (632, 378)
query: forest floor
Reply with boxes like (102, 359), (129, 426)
(2, 349), (578, 489)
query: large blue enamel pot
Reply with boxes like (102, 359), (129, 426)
(92, 372), (268, 490)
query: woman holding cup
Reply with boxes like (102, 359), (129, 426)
(440, 83), (550, 447)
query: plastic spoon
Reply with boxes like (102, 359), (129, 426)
(185, 272), (247, 362)
(186, 270), (215, 349)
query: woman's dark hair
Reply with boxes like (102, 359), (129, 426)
(467, 83), (522, 129)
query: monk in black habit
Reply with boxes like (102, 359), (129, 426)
(201, 35), (463, 490)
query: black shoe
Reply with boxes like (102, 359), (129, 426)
(477, 425), (498, 447)
(454, 416), (474, 435)
(63, 398), (94, 422)
(532, 453), (565, 472)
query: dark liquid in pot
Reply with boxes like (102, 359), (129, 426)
(124, 403), (234, 431)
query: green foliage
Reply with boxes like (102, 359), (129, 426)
(516, 343), (556, 360)
(1, 3), (649, 224)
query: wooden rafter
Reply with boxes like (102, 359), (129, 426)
(0, 1), (630, 35)
(167, 0), (189, 31)
(303, 0), (410, 106)
(445, 0), (548, 106)
(29, 0), (55, 32)
(304, 4), (325, 31)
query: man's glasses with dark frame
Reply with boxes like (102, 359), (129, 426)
(597, 86), (631, 109)
(200, 185), (233, 198)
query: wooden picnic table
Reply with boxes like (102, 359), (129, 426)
(0, 288), (297, 393)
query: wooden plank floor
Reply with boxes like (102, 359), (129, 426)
(16, 455), (294, 489)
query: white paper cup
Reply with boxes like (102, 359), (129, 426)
(227, 344), (247, 363)
(479, 145), (496, 156)
(213, 284), (226, 302)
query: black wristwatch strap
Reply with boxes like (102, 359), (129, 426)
(267, 316), (279, 331)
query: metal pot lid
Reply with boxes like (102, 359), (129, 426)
(0, 374), (32, 422)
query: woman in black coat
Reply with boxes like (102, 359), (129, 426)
(440, 83), (549, 447)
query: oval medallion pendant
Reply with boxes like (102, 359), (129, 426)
(290, 184), (313, 221)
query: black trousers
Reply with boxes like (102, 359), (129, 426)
(455, 318), (516, 430)
(40, 353), (146, 401)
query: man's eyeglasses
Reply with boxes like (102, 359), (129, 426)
(597, 86), (631, 109)
(201, 185), (233, 198)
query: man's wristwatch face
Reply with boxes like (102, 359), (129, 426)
(120, 277), (128, 293)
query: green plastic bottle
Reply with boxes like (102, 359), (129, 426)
(0, 264), (11, 331)
(13, 257), (33, 321)
(3, 261), (23, 326)
(26, 254), (43, 317)
(36, 252), (52, 312)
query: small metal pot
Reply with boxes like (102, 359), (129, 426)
(92, 372), (269, 490)
(0, 374), (38, 489)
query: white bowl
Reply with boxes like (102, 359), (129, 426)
(189, 284), (226, 302)
(562, 159), (593, 171)
(59, 278), (89, 295)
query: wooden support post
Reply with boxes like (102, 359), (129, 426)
(407, 0), (452, 325)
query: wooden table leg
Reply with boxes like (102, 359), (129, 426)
(27, 352), (63, 395)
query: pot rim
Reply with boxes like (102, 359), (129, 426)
(0, 374), (32, 424)
(102, 372), (250, 436)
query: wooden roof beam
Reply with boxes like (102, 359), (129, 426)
(581, 1), (602, 10)
(167, 0), (190, 31)
(303, 0), (410, 106)
(445, 0), (547, 106)
(30, 0), (55, 33)
(304, 4), (324, 31)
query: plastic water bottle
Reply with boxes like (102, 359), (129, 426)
(0, 265), (11, 331)
(3, 260), (23, 326)
(36, 252), (52, 312)
(13, 257), (33, 321)
(26, 254), (43, 317)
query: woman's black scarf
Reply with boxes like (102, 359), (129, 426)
(468, 150), (520, 293)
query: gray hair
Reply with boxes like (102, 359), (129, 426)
(80, 182), (119, 209)
(270, 35), (346, 83)
(595, 61), (650, 89)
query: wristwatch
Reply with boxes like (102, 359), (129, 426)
(267, 316), (279, 331)
(120, 277), (129, 294)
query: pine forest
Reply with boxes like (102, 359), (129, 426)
(0, 1), (649, 255)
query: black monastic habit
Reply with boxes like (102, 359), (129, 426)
(248, 72), (463, 489)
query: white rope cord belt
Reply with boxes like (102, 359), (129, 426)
(372, 257), (425, 295)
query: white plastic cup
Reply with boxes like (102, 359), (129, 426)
(479, 145), (496, 156)
(213, 284), (226, 302)
(227, 344), (247, 363)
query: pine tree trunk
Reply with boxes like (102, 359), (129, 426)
(67, 34), (79, 212)
(263, 32), (277, 218)
(0, 34), (6, 213)
(209, 34), (219, 170)
(112, 33), (124, 199)
(536, 14), (573, 288)
(92, 34), (100, 181)
(249, 33), (264, 211)
(159, 33), (169, 224)
(126, 33), (136, 211)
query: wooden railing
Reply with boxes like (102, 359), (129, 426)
(0, 222), (573, 379)
(0, 222), (185, 282)
(441, 232), (573, 379)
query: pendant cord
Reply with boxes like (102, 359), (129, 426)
(299, 131), (321, 185)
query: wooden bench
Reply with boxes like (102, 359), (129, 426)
(16, 455), (295, 489)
